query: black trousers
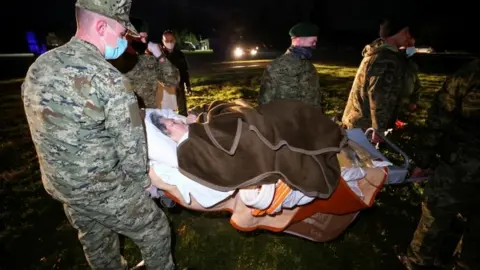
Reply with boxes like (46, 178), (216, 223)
(176, 85), (187, 116)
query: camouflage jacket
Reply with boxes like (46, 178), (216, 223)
(163, 48), (190, 88)
(258, 49), (322, 108)
(341, 39), (421, 132)
(124, 54), (180, 108)
(155, 54), (180, 88)
(21, 37), (150, 204)
(415, 58), (480, 171)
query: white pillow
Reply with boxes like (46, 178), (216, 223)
(144, 108), (186, 167)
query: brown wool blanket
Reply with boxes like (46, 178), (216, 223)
(177, 99), (348, 198)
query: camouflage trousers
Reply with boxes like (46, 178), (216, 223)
(407, 162), (480, 269)
(63, 183), (174, 270)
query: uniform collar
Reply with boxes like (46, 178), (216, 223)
(70, 36), (103, 55)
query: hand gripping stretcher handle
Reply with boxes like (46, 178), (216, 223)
(364, 128), (429, 184)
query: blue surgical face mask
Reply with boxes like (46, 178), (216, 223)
(103, 27), (128, 60)
(405, 46), (416, 57)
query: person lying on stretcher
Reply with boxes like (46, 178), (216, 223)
(144, 105), (386, 215)
(147, 110), (316, 212)
(144, 102), (401, 244)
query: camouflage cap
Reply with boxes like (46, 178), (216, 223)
(76, 0), (139, 36)
(289, 22), (319, 38)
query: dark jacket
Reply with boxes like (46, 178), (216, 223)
(163, 46), (190, 89)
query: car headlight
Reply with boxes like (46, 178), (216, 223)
(234, 47), (244, 57)
(250, 49), (257, 56)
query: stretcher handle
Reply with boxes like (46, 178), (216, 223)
(364, 128), (410, 170)
(404, 176), (429, 183)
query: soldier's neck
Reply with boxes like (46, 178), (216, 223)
(75, 29), (105, 55)
(383, 37), (400, 48)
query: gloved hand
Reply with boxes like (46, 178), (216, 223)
(147, 42), (163, 58)
(395, 119), (407, 130)
(186, 86), (192, 95)
(138, 32), (148, 43)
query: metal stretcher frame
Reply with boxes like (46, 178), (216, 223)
(361, 128), (429, 184)
(279, 128), (429, 242)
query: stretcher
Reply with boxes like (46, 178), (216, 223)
(151, 128), (427, 243)
(283, 128), (428, 242)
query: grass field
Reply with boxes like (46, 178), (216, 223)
(0, 62), (447, 270)
(183, 50), (214, 54)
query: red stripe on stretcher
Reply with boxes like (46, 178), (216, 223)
(163, 171), (388, 232)
(292, 171), (388, 224)
(163, 192), (289, 232)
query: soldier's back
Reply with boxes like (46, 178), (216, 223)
(124, 54), (159, 108)
(342, 43), (408, 130)
(22, 37), (130, 202)
(440, 58), (480, 157)
(259, 52), (321, 107)
(157, 56), (180, 88)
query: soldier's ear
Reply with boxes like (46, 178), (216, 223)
(95, 20), (108, 37)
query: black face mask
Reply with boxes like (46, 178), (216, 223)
(288, 46), (314, 60)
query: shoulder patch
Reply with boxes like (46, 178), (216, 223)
(129, 102), (143, 127)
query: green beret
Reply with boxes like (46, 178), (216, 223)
(289, 22), (319, 38)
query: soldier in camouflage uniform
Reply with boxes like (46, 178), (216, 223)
(124, 40), (180, 108)
(341, 18), (420, 134)
(402, 58), (480, 270)
(21, 0), (174, 269)
(258, 22), (323, 108)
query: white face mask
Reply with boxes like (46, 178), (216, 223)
(405, 46), (416, 57)
(164, 42), (175, 50)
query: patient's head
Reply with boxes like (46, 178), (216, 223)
(150, 113), (188, 143)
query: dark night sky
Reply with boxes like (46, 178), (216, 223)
(1, 0), (478, 53)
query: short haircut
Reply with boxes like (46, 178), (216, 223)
(75, 7), (114, 29)
(150, 113), (170, 136)
(163, 30), (175, 38)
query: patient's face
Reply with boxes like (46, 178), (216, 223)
(160, 118), (188, 142)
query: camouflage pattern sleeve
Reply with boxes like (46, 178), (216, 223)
(157, 57), (180, 88)
(301, 62), (322, 108)
(409, 67), (422, 105)
(366, 59), (400, 132)
(414, 60), (480, 169)
(258, 67), (277, 105)
(99, 74), (150, 187)
(123, 54), (158, 108)
(426, 77), (458, 142)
